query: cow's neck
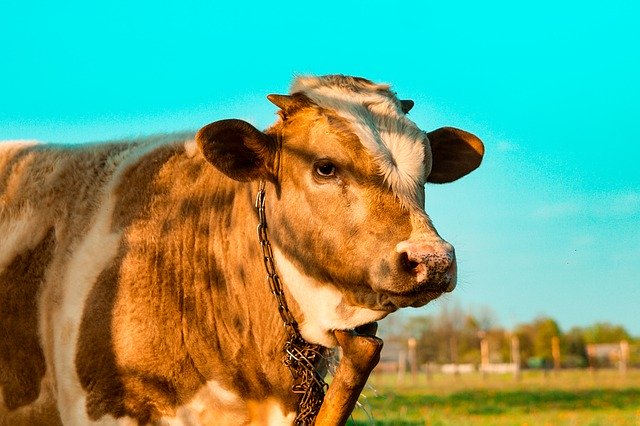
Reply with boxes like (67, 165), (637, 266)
(174, 166), (332, 419)
(176, 175), (299, 404)
(77, 147), (310, 422)
(255, 180), (329, 423)
(124, 154), (302, 408)
(105, 150), (328, 419)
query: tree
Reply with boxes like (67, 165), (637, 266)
(514, 323), (535, 365)
(562, 327), (588, 368)
(532, 317), (561, 361)
(514, 316), (561, 367)
(582, 322), (631, 344)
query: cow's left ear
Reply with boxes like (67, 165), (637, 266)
(426, 127), (484, 183)
(196, 119), (277, 182)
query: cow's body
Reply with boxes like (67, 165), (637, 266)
(0, 75), (483, 425)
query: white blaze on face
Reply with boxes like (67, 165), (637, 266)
(290, 76), (428, 208)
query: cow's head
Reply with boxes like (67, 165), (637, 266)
(196, 75), (483, 347)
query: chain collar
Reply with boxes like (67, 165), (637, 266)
(255, 180), (328, 425)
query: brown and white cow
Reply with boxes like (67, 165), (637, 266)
(0, 75), (483, 425)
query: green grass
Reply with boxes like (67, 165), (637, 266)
(345, 369), (640, 425)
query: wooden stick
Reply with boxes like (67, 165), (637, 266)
(315, 330), (383, 425)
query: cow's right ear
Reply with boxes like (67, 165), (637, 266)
(196, 119), (277, 182)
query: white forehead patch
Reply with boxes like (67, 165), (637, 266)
(291, 75), (427, 207)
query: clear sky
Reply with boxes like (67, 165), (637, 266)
(1, 1), (639, 335)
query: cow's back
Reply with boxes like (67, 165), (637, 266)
(0, 138), (186, 425)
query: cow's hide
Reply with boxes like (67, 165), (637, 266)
(0, 75), (483, 425)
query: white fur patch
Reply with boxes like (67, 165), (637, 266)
(159, 380), (246, 426)
(0, 140), (39, 148)
(291, 76), (427, 207)
(204, 380), (241, 406)
(259, 399), (295, 426)
(52, 190), (122, 425)
(272, 247), (389, 348)
(183, 139), (198, 158)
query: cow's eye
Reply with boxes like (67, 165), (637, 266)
(315, 161), (336, 178)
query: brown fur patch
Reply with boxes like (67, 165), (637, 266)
(0, 229), (55, 409)
(0, 377), (61, 426)
(75, 145), (298, 422)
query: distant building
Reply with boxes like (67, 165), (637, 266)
(586, 342), (629, 369)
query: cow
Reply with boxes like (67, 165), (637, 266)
(0, 75), (484, 425)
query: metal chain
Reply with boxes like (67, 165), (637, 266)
(255, 180), (328, 425)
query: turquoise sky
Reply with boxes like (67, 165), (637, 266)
(1, 1), (639, 334)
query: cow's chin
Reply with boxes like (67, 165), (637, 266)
(296, 288), (443, 348)
(319, 289), (444, 347)
(345, 287), (444, 311)
(382, 290), (445, 309)
(298, 300), (391, 348)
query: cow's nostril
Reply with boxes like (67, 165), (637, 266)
(400, 252), (420, 272)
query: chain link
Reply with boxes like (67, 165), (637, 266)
(255, 181), (328, 425)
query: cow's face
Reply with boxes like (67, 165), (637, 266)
(196, 75), (483, 347)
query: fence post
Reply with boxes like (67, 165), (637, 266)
(480, 338), (490, 378)
(408, 338), (418, 385)
(450, 336), (459, 377)
(620, 340), (629, 375)
(552, 336), (561, 373)
(511, 335), (521, 381)
(397, 350), (406, 385)
(586, 344), (597, 375)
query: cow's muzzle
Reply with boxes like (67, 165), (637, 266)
(396, 239), (457, 293)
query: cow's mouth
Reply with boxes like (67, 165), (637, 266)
(334, 321), (379, 341)
(352, 321), (378, 337)
(370, 281), (448, 311)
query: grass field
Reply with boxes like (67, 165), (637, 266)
(345, 369), (640, 425)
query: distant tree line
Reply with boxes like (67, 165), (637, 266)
(379, 303), (639, 369)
